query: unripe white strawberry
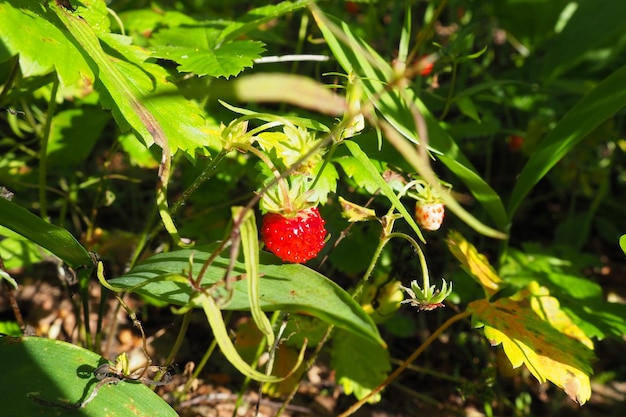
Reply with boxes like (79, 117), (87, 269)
(415, 201), (445, 231)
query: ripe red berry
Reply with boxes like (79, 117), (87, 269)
(261, 207), (327, 263)
(415, 201), (445, 231)
(415, 56), (434, 76)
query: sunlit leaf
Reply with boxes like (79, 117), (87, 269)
(0, 336), (178, 416)
(446, 230), (503, 295)
(469, 292), (595, 405)
(527, 282), (593, 349)
(51, 0), (219, 158)
(151, 40), (265, 79)
(108, 244), (385, 347)
(0, 0), (93, 87)
(344, 140), (425, 243)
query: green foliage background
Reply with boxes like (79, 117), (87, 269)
(2, 0), (626, 415)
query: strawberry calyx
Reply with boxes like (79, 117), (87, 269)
(259, 175), (318, 216)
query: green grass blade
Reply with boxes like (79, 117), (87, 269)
(508, 63), (626, 220)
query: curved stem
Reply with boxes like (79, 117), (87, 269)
(338, 310), (471, 417)
(386, 232), (430, 291)
(39, 76), (60, 222)
(351, 232), (392, 299)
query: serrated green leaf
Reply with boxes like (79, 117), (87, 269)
(51, 1), (219, 158)
(310, 161), (338, 204)
(0, 0), (93, 87)
(151, 40), (265, 79)
(0, 336), (178, 416)
(108, 244), (385, 347)
(331, 329), (390, 403)
(334, 156), (385, 195)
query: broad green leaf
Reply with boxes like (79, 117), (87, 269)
(446, 230), (503, 296)
(331, 329), (390, 403)
(48, 108), (109, 168)
(0, 0), (93, 87)
(51, 0), (218, 158)
(0, 335), (178, 416)
(0, 198), (92, 268)
(108, 244), (385, 347)
(0, 227), (45, 270)
(620, 234), (626, 256)
(508, 63), (626, 220)
(469, 290), (595, 405)
(312, 8), (508, 232)
(345, 140), (425, 243)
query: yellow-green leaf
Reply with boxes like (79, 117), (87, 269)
(527, 281), (594, 350)
(468, 292), (595, 404)
(446, 230), (503, 295)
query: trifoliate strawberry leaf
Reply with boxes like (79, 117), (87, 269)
(469, 292), (595, 405)
(0, 0), (93, 87)
(51, 1), (220, 158)
(151, 40), (265, 79)
(331, 329), (390, 403)
(309, 161), (338, 205)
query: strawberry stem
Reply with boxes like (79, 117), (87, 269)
(234, 143), (292, 211)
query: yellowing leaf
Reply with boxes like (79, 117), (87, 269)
(469, 295), (595, 404)
(446, 231), (502, 295)
(527, 281), (594, 350)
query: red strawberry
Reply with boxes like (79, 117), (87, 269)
(415, 201), (445, 231)
(261, 207), (327, 263)
(415, 56), (434, 76)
